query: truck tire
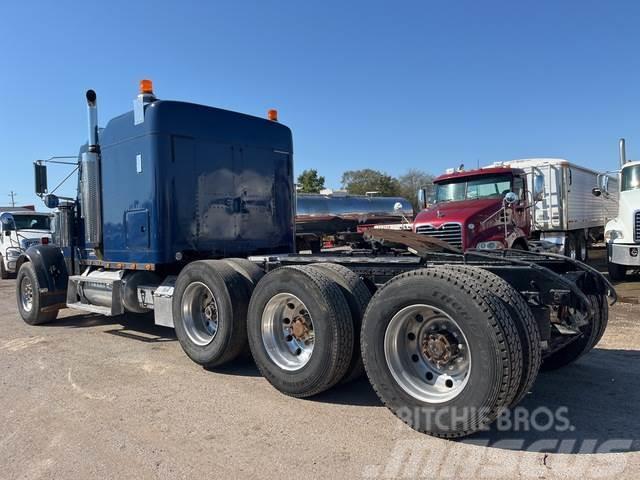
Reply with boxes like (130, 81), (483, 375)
(607, 261), (626, 282)
(541, 294), (605, 371)
(589, 294), (609, 350)
(361, 267), (523, 438)
(446, 265), (541, 406)
(222, 258), (265, 287)
(310, 263), (372, 383)
(577, 235), (588, 263)
(565, 234), (578, 260)
(247, 265), (354, 397)
(16, 262), (58, 325)
(172, 260), (251, 368)
(0, 255), (9, 280)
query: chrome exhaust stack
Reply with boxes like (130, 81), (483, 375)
(619, 138), (627, 169)
(80, 89), (103, 248)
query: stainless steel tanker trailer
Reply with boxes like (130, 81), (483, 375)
(295, 192), (414, 252)
(15, 81), (614, 438)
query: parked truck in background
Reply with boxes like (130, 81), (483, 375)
(414, 159), (617, 261)
(14, 81), (614, 439)
(0, 211), (52, 279)
(593, 138), (640, 281)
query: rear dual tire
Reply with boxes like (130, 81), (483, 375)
(172, 260), (254, 368)
(541, 294), (608, 371)
(247, 265), (355, 398)
(361, 267), (524, 438)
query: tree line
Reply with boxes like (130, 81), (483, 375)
(296, 168), (435, 210)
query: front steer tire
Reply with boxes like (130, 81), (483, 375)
(16, 262), (58, 325)
(361, 267), (523, 438)
(607, 261), (627, 282)
(0, 255), (10, 280)
(247, 265), (354, 398)
(172, 260), (251, 368)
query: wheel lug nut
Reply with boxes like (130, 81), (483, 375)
(286, 335), (293, 342)
(295, 348), (302, 355)
(283, 318), (290, 324)
(411, 354), (419, 362)
(407, 332), (416, 341)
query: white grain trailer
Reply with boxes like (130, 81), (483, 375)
(503, 158), (618, 261)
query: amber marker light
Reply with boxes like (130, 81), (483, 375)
(140, 79), (154, 94)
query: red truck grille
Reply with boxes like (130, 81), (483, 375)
(415, 223), (463, 248)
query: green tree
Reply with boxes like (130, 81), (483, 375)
(297, 169), (325, 193)
(398, 168), (435, 211)
(340, 169), (401, 196)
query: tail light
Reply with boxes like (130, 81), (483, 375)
(41, 237), (49, 245)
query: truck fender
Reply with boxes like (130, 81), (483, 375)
(16, 245), (69, 307)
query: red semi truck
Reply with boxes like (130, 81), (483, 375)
(414, 166), (532, 251)
(414, 160), (617, 260)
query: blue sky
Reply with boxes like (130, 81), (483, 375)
(2, 0), (640, 208)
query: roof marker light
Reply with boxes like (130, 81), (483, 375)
(139, 79), (154, 94)
(268, 109), (278, 121)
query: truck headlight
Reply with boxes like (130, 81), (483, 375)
(477, 241), (504, 250)
(604, 230), (624, 241)
(6, 248), (21, 259)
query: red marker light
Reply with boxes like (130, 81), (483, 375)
(41, 237), (49, 245)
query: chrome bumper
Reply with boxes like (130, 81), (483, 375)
(609, 242), (640, 266)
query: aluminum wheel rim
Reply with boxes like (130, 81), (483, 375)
(20, 276), (34, 313)
(261, 293), (315, 371)
(384, 304), (471, 403)
(181, 282), (219, 346)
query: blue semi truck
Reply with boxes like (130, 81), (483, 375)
(16, 81), (615, 438)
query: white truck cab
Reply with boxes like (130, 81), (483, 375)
(0, 211), (53, 279)
(594, 139), (640, 281)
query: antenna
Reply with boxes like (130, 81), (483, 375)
(8, 191), (16, 207)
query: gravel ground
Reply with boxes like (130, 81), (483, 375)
(1, 259), (639, 479)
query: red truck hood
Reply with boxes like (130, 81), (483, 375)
(414, 198), (502, 227)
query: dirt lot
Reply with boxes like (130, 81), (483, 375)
(1, 252), (639, 479)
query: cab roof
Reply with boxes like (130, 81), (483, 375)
(434, 166), (524, 183)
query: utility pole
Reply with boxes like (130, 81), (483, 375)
(8, 191), (17, 207)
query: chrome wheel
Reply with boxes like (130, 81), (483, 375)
(181, 282), (219, 346)
(384, 304), (471, 403)
(261, 293), (315, 371)
(20, 276), (34, 313)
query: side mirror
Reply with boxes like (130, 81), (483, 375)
(417, 188), (427, 210)
(0, 213), (15, 233)
(592, 187), (602, 197)
(504, 191), (518, 205)
(34, 162), (48, 195)
(533, 175), (545, 202)
(44, 194), (60, 209)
